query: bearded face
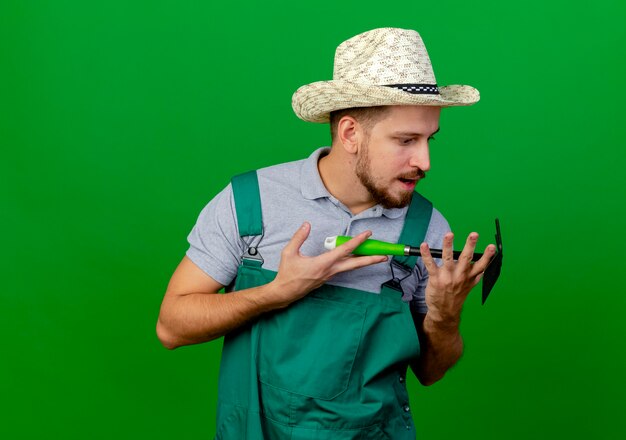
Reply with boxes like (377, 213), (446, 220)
(355, 135), (425, 209)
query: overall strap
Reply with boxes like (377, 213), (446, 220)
(231, 170), (264, 237)
(393, 191), (433, 270)
(231, 170), (264, 267)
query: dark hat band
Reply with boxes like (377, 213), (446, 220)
(384, 84), (440, 95)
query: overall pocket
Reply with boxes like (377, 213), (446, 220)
(257, 295), (366, 400)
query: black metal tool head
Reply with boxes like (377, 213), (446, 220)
(482, 218), (503, 304)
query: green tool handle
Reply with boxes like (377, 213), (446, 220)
(325, 235), (484, 261)
(333, 236), (405, 256)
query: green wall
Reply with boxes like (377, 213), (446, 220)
(2, 0), (625, 438)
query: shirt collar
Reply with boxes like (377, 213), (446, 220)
(300, 147), (407, 219)
(300, 147), (332, 201)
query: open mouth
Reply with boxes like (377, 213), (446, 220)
(397, 170), (425, 188)
(398, 177), (418, 189)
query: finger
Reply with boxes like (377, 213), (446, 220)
(458, 232), (479, 266)
(333, 255), (388, 274)
(471, 271), (483, 288)
(442, 232), (454, 265)
(282, 222), (311, 256)
(330, 230), (372, 259)
(470, 244), (497, 277)
(419, 242), (439, 275)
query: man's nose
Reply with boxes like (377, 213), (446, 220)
(409, 143), (431, 172)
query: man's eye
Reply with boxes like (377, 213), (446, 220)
(399, 136), (436, 145)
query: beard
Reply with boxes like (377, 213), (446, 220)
(355, 138), (425, 209)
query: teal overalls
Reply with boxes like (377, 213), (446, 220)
(214, 171), (433, 439)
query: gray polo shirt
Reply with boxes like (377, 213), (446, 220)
(186, 147), (450, 313)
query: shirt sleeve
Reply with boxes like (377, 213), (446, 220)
(185, 183), (246, 287)
(410, 207), (451, 314)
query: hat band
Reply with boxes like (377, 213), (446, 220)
(384, 84), (440, 95)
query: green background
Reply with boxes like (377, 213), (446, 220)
(2, 0), (625, 438)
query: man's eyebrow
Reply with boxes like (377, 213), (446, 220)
(392, 127), (440, 137)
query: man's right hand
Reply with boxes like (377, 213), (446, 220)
(265, 222), (388, 309)
(157, 221), (386, 349)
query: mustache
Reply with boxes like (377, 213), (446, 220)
(398, 169), (426, 180)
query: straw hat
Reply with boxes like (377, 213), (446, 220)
(292, 27), (480, 123)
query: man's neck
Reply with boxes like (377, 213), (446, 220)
(317, 148), (376, 216)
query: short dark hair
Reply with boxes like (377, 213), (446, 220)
(329, 106), (391, 142)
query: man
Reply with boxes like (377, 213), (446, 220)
(157, 27), (495, 439)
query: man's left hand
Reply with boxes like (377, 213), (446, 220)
(420, 232), (496, 326)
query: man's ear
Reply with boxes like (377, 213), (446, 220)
(337, 116), (360, 154)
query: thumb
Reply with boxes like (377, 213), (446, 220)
(283, 222), (311, 256)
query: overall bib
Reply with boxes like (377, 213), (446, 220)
(214, 171), (433, 440)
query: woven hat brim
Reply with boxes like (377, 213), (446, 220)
(292, 80), (480, 123)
